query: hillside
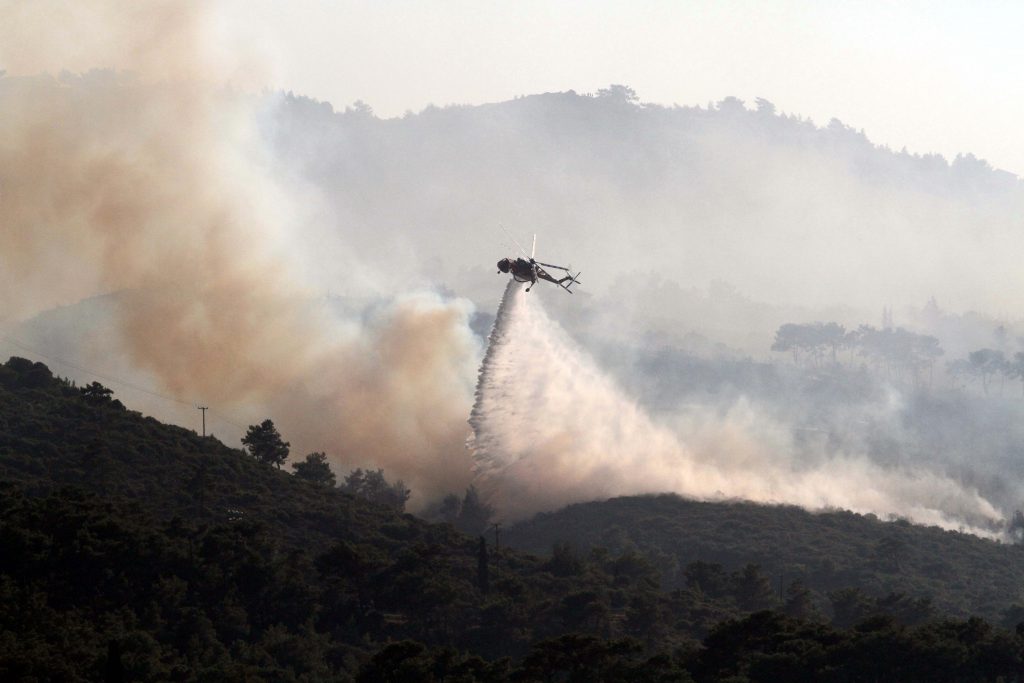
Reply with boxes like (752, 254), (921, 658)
(7, 355), (1024, 680)
(0, 356), (702, 679)
(265, 88), (1023, 318)
(506, 494), (1024, 624)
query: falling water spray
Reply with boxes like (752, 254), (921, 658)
(469, 280), (1005, 536)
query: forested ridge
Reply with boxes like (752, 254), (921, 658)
(505, 495), (1024, 625)
(5, 356), (1024, 681)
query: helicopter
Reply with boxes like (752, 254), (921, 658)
(496, 230), (581, 293)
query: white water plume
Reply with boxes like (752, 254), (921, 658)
(469, 280), (1005, 536)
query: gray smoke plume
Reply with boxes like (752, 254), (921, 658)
(470, 280), (1004, 535)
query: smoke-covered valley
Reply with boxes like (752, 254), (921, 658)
(3, 7), (1024, 534)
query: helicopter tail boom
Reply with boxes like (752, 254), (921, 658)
(558, 271), (581, 294)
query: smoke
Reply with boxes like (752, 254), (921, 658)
(0, 2), (478, 502)
(470, 281), (1004, 535)
(2, 4), (1018, 529)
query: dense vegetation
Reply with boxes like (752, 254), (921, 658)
(5, 356), (1024, 681)
(505, 494), (1024, 626)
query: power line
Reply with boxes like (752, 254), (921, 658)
(1, 335), (192, 406)
(0, 335), (249, 432)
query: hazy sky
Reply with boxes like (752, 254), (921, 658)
(232, 0), (1024, 177)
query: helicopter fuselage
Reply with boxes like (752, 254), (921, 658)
(509, 257), (537, 283)
(497, 256), (537, 283)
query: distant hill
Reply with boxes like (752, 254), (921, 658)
(265, 87), (1024, 318)
(505, 494), (1024, 625)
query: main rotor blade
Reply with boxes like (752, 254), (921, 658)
(535, 261), (570, 271)
(499, 224), (529, 258)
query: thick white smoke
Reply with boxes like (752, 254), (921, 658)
(470, 280), (1005, 535)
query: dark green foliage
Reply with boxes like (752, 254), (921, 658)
(514, 634), (692, 682)
(546, 541), (584, 578)
(356, 640), (433, 682)
(80, 380), (114, 402)
(734, 564), (776, 612)
(355, 641), (510, 682)
(0, 358), (701, 675)
(241, 418), (290, 469)
(782, 581), (822, 622)
(292, 451), (336, 487)
(693, 611), (1024, 682)
(4, 356), (1024, 680)
(430, 486), (496, 534)
(457, 485), (495, 535)
(685, 561), (732, 600)
(505, 494), (1024, 625)
(478, 536), (490, 595)
(829, 587), (877, 629)
(439, 492), (462, 524)
(341, 467), (410, 511)
(1, 356), (53, 389)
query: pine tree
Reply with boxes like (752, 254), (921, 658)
(292, 452), (336, 486)
(241, 419), (290, 469)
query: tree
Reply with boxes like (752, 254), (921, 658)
(967, 348), (1006, 395)
(546, 542), (584, 577)
(515, 634), (652, 682)
(341, 468), (410, 511)
(854, 325), (943, 383)
(560, 591), (608, 633)
(733, 564), (776, 611)
(818, 322), (847, 365)
(344, 99), (375, 119)
(241, 419), (290, 469)
(456, 486), (494, 535)
(830, 587), (875, 628)
(771, 323), (806, 364)
(291, 452), (336, 487)
(1006, 352), (1024, 397)
(771, 322), (847, 367)
(875, 592), (933, 626)
(755, 97), (776, 116)
(595, 84), (638, 103)
(684, 561), (731, 600)
(439, 493), (461, 525)
(355, 641), (433, 682)
(717, 96), (747, 115)
(911, 333), (944, 386)
(783, 580), (822, 621)
(80, 381), (114, 402)
(874, 536), (907, 573)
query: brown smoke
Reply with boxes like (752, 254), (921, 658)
(0, 2), (478, 501)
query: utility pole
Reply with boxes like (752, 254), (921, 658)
(492, 522), (501, 568)
(197, 406), (208, 437)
